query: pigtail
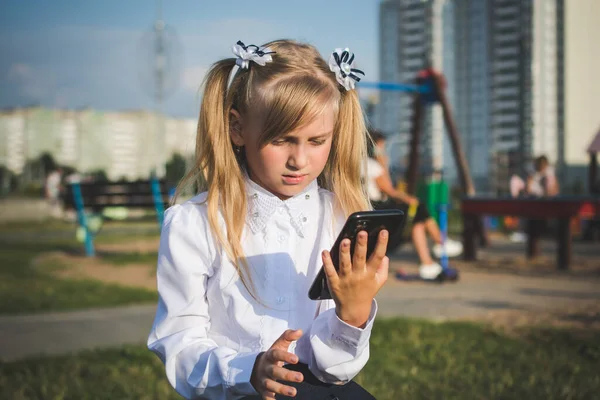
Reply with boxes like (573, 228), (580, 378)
(322, 88), (371, 215)
(175, 59), (258, 301)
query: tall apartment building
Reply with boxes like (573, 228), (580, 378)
(484, 0), (560, 193)
(465, 0), (599, 193)
(376, 0), (455, 181)
(451, 0), (600, 193)
(561, 0), (600, 187)
(379, 0), (600, 194)
(452, 0), (491, 191)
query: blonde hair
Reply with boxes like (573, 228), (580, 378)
(176, 39), (370, 299)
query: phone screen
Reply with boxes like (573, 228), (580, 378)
(308, 209), (405, 300)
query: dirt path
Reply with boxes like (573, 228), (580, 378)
(32, 238), (160, 290)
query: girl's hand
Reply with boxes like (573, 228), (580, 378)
(250, 329), (304, 399)
(322, 230), (389, 328)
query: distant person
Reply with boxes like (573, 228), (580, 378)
(509, 156), (559, 198)
(508, 155), (560, 242)
(45, 167), (63, 218)
(527, 155), (560, 197)
(147, 40), (380, 399)
(509, 173), (526, 198)
(365, 130), (462, 279)
(65, 169), (81, 185)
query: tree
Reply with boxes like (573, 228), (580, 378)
(89, 169), (108, 182)
(165, 153), (187, 187)
(38, 152), (57, 174)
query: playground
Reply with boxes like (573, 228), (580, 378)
(1, 65), (599, 399)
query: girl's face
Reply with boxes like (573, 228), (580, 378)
(231, 106), (335, 200)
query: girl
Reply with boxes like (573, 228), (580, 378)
(365, 130), (462, 279)
(148, 39), (389, 399)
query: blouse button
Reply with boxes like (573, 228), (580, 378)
(277, 296), (285, 304)
(305, 194), (310, 200)
(253, 212), (259, 218)
(252, 193), (258, 199)
(302, 217), (307, 222)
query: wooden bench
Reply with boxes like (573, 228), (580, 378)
(63, 179), (170, 256)
(462, 196), (600, 270)
(64, 180), (170, 211)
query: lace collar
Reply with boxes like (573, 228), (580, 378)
(245, 177), (319, 238)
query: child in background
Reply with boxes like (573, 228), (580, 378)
(527, 155), (560, 197)
(147, 40), (388, 399)
(365, 130), (463, 279)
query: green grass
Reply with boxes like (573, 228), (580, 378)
(355, 319), (600, 399)
(98, 251), (159, 266)
(1, 319), (598, 400)
(0, 219), (76, 234)
(0, 223), (159, 315)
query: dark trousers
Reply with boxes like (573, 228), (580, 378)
(240, 362), (375, 400)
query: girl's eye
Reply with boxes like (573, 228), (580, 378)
(311, 140), (326, 146)
(271, 139), (287, 146)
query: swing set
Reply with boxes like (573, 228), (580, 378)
(361, 68), (487, 281)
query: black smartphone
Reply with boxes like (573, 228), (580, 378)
(308, 209), (405, 301)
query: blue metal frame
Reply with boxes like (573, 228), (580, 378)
(150, 177), (165, 228)
(360, 81), (433, 94)
(438, 202), (449, 270)
(71, 182), (95, 257)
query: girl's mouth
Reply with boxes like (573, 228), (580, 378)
(282, 174), (307, 185)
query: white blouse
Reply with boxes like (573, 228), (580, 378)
(147, 177), (378, 400)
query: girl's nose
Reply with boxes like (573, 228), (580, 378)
(287, 145), (308, 170)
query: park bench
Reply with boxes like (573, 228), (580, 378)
(63, 179), (170, 256)
(462, 195), (600, 270)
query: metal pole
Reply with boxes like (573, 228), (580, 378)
(154, 0), (166, 178)
(590, 152), (598, 194)
(150, 0), (167, 229)
(433, 73), (475, 196)
(405, 80), (425, 195)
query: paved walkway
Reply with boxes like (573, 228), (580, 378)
(2, 260), (599, 362)
(0, 304), (156, 362)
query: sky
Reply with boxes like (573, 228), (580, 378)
(0, 0), (380, 118)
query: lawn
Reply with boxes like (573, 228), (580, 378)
(1, 318), (598, 400)
(0, 220), (159, 315)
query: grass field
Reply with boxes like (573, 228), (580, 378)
(0, 220), (159, 315)
(1, 318), (598, 399)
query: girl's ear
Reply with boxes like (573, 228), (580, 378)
(229, 109), (245, 147)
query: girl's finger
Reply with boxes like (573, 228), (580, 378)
(352, 230), (368, 271)
(267, 349), (298, 365)
(322, 250), (339, 286)
(262, 391), (276, 400)
(367, 229), (389, 271)
(270, 364), (304, 383)
(271, 329), (303, 352)
(263, 378), (297, 398)
(338, 238), (352, 276)
(375, 256), (390, 286)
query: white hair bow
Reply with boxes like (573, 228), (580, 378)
(227, 41), (275, 90)
(328, 48), (365, 91)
